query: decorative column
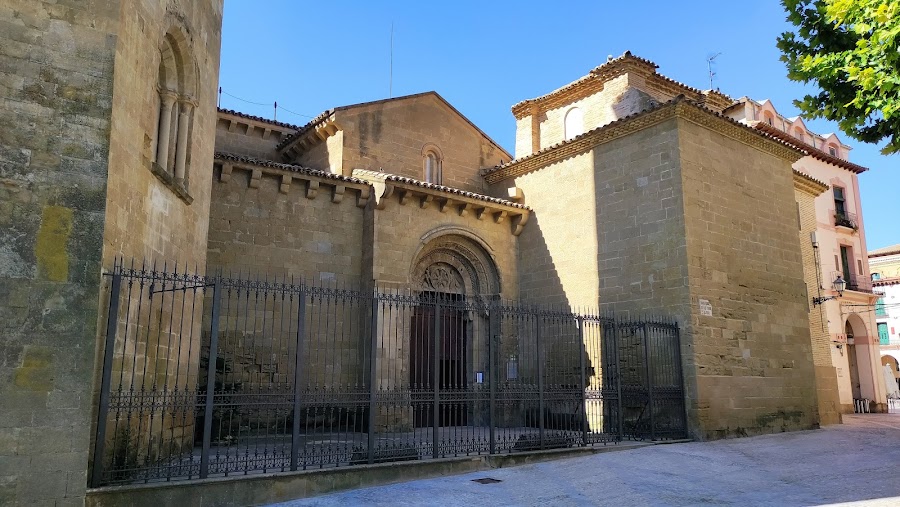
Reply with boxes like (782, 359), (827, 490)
(174, 98), (194, 184)
(155, 90), (178, 170)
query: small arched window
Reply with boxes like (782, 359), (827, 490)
(828, 144), (838, 157)
(564, 107), (584, 141)
(763, 112), (774, 126)
(153, 28), (197, 194)
(423, 148), (442, 185)
(795, 128), (805, 143)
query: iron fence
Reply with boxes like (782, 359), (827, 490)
(90, 261), (686, 487)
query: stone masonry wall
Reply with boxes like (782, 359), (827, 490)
(796, 185), (842, 425)
(0, 1), (119, 504)
(214, 114), (296, 161)
(334, 94), (509, 192)
(511, 151), (601, 309)
(677, 117), (819, 439)
(207, 165), (367, 283)
(102, 0), (223, 266)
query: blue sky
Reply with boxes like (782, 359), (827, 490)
(218, 0), (897, 250)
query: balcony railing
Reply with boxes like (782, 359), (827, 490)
(833, 272), (874, 294)
(833, 210), (859, 231)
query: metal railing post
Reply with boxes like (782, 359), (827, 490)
(488, 303), (497, 455)
(290, 287), (306, 471)
(577, 315), (587, 447)
(367, 291), (379, 464)
(199, 277), (222, 479)
(536, 314), (544, 450)
(432, 296), (441, 459)
(673, 322), (688, 438)
(613, 318), (624, 441)
(90, 269), (123, 488)
(643, 322), (656, 441)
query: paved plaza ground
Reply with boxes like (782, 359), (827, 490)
(272, 414), (900, 506)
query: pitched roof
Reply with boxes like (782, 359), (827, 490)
(511, 51), (733, 118)
(482, 95), (804, 184)
(869, 244), (900, 258)
(752, 123), (868, 173)
(217, 108), (302, 130)
(275, 91), (512, 159)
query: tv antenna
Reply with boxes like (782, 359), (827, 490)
(707, 52), (722, 90)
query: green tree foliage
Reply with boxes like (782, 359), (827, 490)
(778, 0), (900, 154)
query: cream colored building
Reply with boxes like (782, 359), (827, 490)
(726, 99), (887, 413)
(871, 244), (900, 390)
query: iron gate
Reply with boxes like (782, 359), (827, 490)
(90, 261), (686, 486)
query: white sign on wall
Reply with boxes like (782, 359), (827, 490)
(699, 298), (713, 317)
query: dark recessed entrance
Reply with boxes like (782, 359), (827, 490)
(410, 292), (468, 427)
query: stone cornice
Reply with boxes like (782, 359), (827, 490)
(511, 51), (733, 119)
(353, 170), (530, 236)
(278, 114), (340, 162)
(487, 97), (803, 185)
(217, 108), (300, 132)
(792, 169), (829, 196)
(213, 153), (371, 207)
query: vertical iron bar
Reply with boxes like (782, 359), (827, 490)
(674, 323), (688, 438)
(367, 291), (379, 464)
(577, 316), (587, 447)
(290, 288), (306, 471)
(613, 319), (624, 441)
(200, 278), (222, 479)
(536, 314), (544, 450)
(488, 303), (497, 455)
(643, 322), (656, 441)
(433, 296), (441, 459)
(90, 270), (123, 488)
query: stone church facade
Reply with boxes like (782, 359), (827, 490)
(0, 2), (849, 504)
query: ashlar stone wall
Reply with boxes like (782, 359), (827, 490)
(0, 1), (119, 504)
(677, 116), (819, 439)
(294, 93), (510, 193)
(795, 181), (842, 425)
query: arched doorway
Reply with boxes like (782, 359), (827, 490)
(846, 320), (862, 399)
(408, 233), (500, 428)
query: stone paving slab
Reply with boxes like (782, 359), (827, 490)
(271, 415), (900, 507)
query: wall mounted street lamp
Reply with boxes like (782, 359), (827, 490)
(813, 276), (846, 306)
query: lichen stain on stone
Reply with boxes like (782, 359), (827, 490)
(13, 346), (54, 392)
(35, 205), (73, 282)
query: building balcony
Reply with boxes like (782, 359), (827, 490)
(832, 272), (874, 294)
(833, 210), (859, 231)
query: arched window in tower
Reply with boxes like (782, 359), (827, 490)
(763, 111), (774, 126)
(423, 149), (442, 184)
(153, 28), (197, 195)
(564, 106), (584, 141)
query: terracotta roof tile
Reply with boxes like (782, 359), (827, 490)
(752, 123), (868, 174)
(511, 51), (733, 116)
(870, 244), (900, 258)
(484, 95), (797, 180)
(353, 170), (529, 210)
(217, 108), (302, 130)
(214, 152), (367, 185)
(274, 109), (335, 150)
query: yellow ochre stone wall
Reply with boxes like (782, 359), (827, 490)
(329, 95), (509, 192)
(795, 184), (842, 425)
(676, 117), (818, 439)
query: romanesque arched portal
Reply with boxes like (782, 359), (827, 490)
(408, 232), (500, 428)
